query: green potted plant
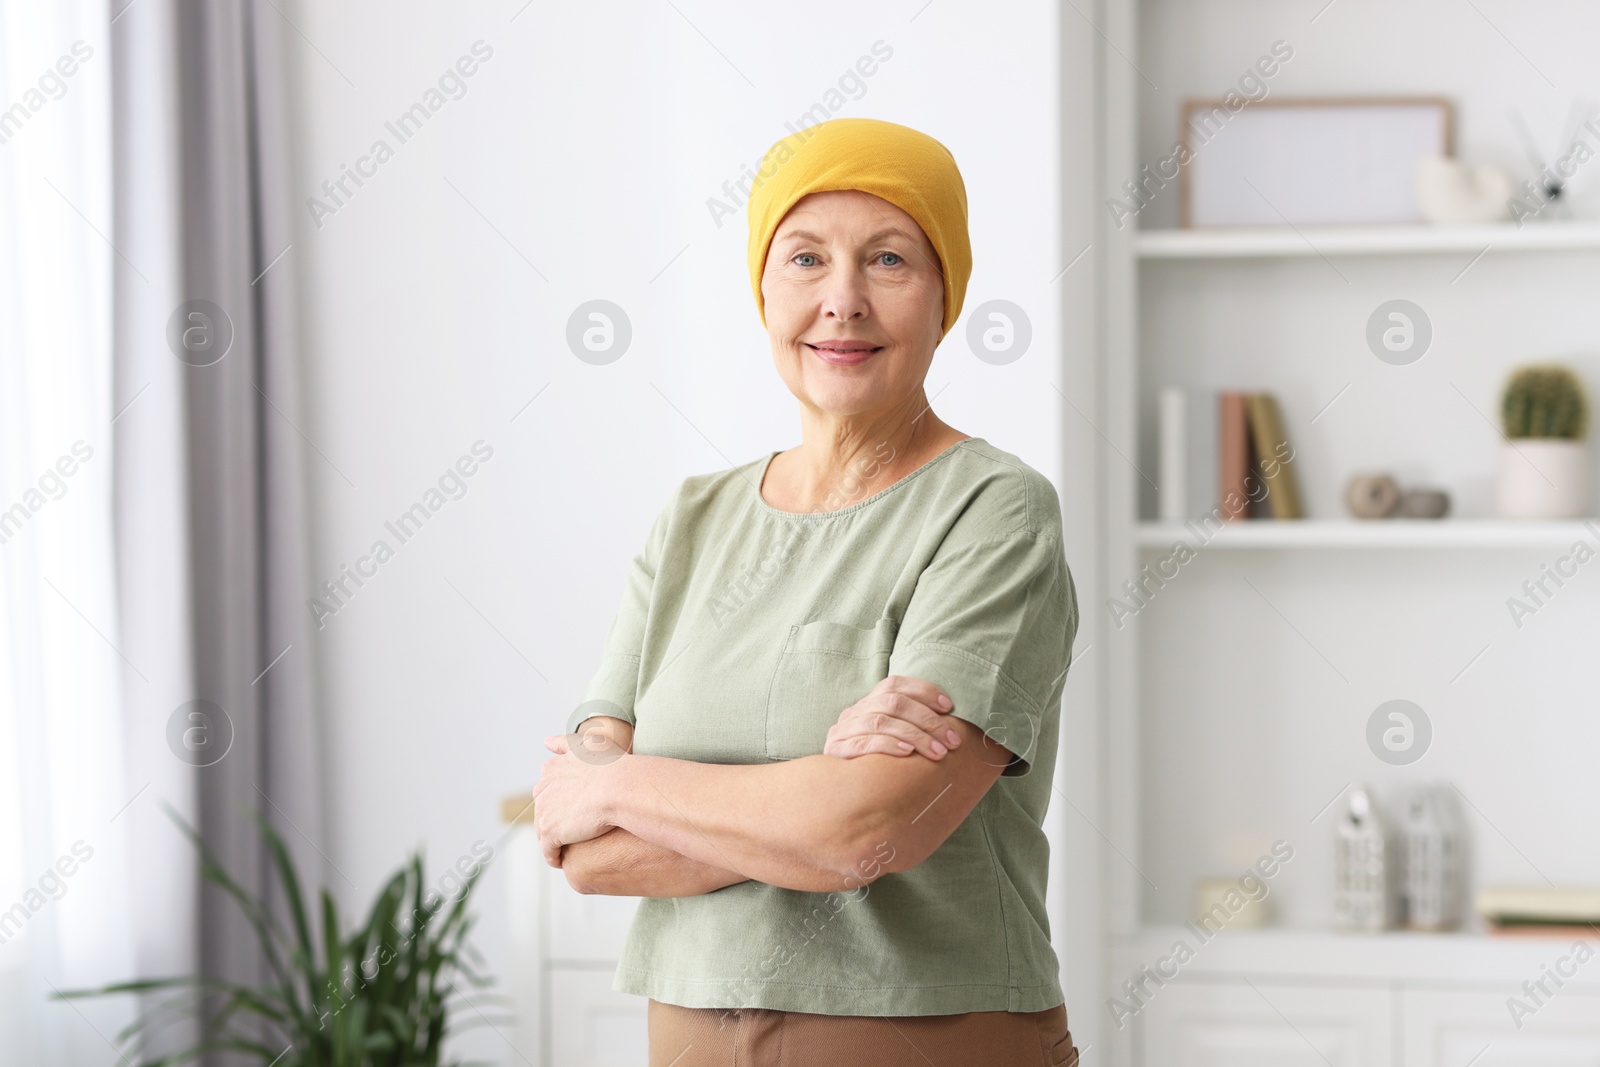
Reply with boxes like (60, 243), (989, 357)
(53, 808), (503, 1066)
(1495, 362), (1591, 519)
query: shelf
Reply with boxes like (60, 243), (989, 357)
(1136, 518), (1600, 549)
(1134, 221), (1600, 259)
(1119, 926), (1600, 986)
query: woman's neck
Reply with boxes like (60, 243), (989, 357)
(764, 410), (969, 513)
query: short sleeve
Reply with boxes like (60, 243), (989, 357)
(567, 487), (677, 735)
(886, 529), (1077, 777)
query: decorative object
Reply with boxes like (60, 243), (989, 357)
(1194, 876), (1270, 929)
(1345, 473), (1401, 518)
(1415, 154), (1512, 224)
(1399, 783), (1466, 931)
(54, 808), (497, 1066)
(1494, 362), (1592, 519)
(1507, 101), (1599, 224)
(1398, 488), (1451, 518)
(1343, 476), (1452, 519)
(1334, 786), (1395, 931)
(1181, 97), (1452, 227)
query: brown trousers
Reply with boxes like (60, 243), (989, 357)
(647, 998), (1080, 1067)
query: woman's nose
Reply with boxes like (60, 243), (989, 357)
(820, 263), (869, 322)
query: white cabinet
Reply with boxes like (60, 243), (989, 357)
(1140, 982), (1395, 1067)
(1403, 989), (1600, 1067)
(546, 859), (640, 963)
(504, 819), (648, 1066)
(1125, 933), (1600, 1067)
(548, 966), (650, 1067)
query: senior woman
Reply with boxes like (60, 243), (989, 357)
(532, 116), (1080, 1067)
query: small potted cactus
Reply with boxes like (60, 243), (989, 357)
(1494, 362), (1591, 518)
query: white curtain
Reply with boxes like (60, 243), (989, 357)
(0, 0), (140, 1060)
(2, 0), (326, 1060)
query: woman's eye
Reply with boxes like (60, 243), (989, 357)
(878, 252), (902, 266)
(794, 253), (819, 267)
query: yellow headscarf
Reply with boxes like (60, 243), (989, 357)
(746, 117), (972, 337)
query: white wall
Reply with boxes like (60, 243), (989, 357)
(280, 2), (1101, 1061)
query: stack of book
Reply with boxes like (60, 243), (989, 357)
(1218, 391), (1303, 520)
(1158, 387), (1304, 521)
(1477, 886), (1600, 936)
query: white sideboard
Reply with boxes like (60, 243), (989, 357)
(504, 805), (648, 1067)
(1117, 928), (1600, 1066)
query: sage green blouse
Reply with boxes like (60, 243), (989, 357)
(567, 436), (1079, 1016)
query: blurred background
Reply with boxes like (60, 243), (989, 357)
(3, 0), (1599, 1064)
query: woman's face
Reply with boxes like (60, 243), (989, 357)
(761, 189), (945, 422)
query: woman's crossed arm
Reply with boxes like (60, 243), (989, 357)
(561, 826), (751, 897)
(539, 677), (1008, 896)
(555, 716), (750, 897)
(554, 676), (968, 897)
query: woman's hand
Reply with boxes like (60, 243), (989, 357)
(823, 675), (963, 761)
(567, 714), (633, 763)
(533, 729), (629, 868)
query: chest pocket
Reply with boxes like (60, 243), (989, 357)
(765, 617), (897, 761)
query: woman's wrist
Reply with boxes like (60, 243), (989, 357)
(598, 751), (637, 833)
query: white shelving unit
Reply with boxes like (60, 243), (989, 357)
(1098, 3), (1600, 1065)
(1136, 518), (1600, 549)
(1120, 926), (1600, 986)
(1135, 221), (1600, 258)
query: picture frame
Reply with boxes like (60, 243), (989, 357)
(1178, 96), (1455, 227)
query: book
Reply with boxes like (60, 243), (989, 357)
(1245, 392), (1304, 519)
(1218, 392), (1251, 520)
(1158, 388), (1187, 521)
(1477, 885), (1600, 926)
(1159, 387), (1221, 522)
(1486, 921), (1600, 938)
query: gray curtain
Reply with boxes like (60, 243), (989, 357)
(113, 0), (325, 1061)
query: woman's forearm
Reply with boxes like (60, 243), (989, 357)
(600, 753), (884, 894)
(561, 826), (750, 897)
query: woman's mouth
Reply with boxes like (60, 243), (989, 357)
(807, 342), (882, 366)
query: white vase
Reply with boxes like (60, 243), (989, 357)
(1494, 439), (1591, 518)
